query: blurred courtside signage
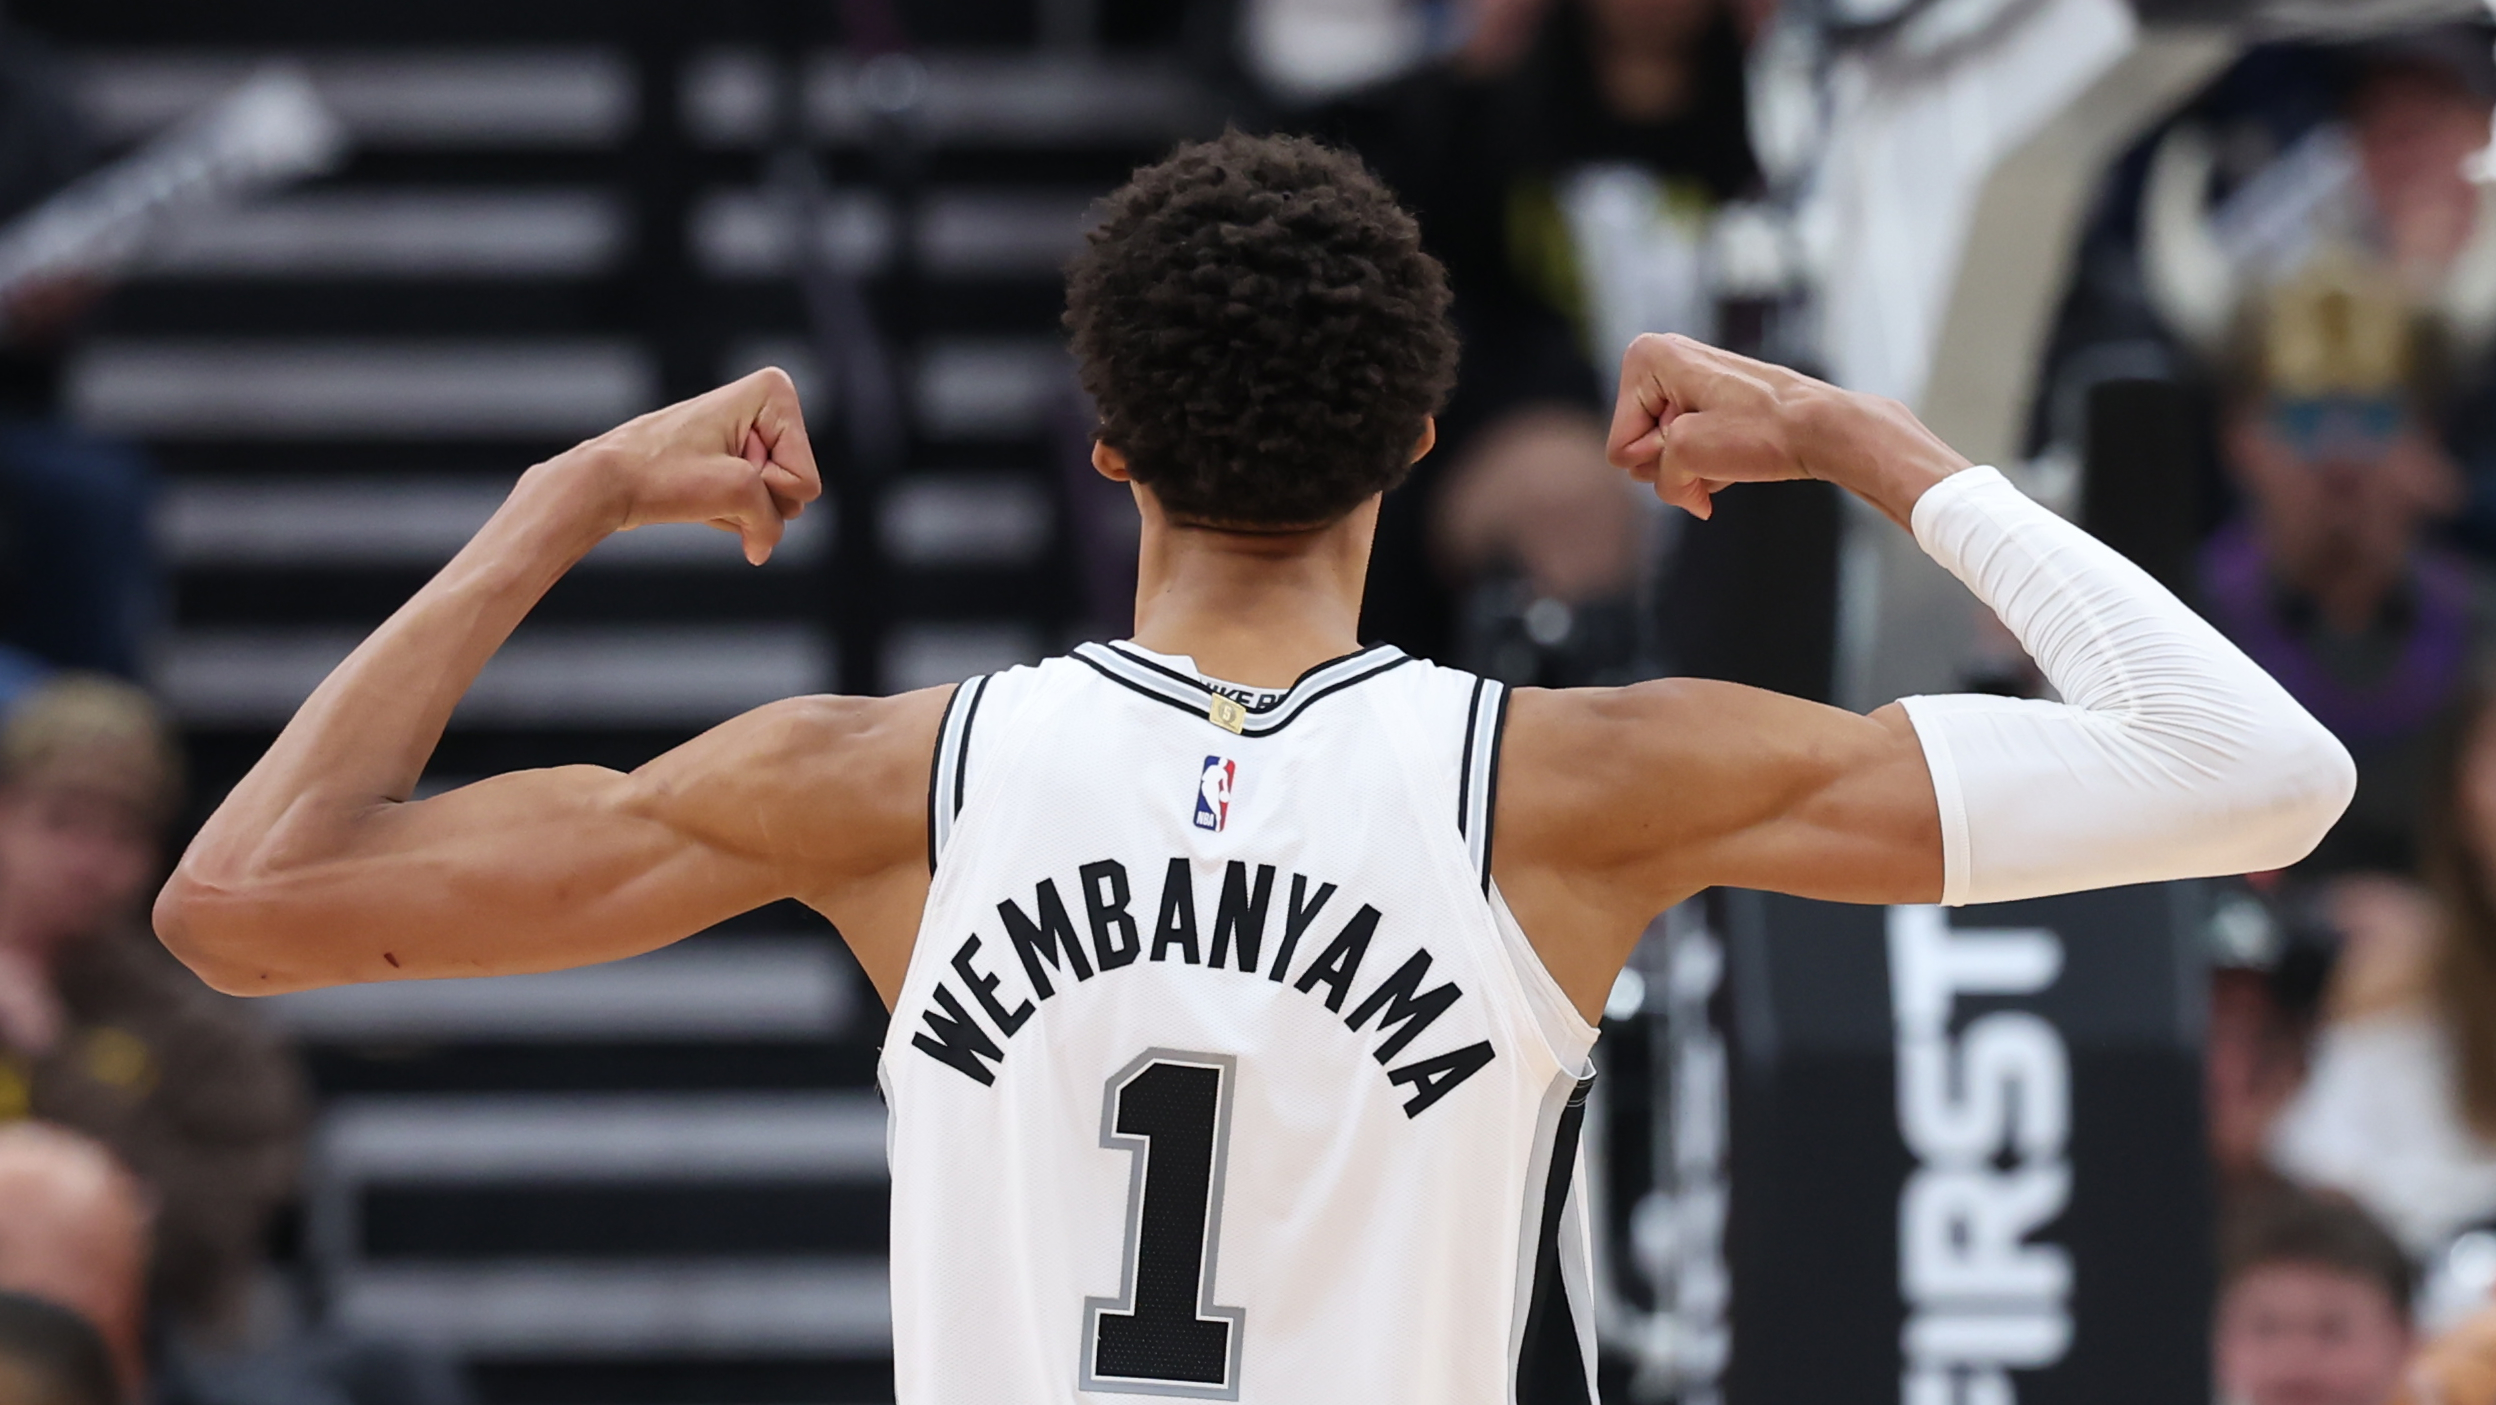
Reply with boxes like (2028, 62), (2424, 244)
(1890, 906), (2073, 1405)
(1716, 885), (2208, 1405)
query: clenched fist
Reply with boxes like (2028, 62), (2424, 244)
(544, 366), (822, 565)
(1605, 333), (1969, 530)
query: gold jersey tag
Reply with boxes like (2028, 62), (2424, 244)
(1208, 694), (1248, 734)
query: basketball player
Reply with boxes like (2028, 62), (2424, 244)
(154, 133), (2353, 1402)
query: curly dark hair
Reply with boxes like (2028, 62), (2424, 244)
(1064, 130), (1459, 529)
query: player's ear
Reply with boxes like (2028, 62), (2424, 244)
(1092, 440), (1133, 482)
(1409, 417), (1437, 464)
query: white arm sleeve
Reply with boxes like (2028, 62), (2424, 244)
(1896, 467), (2356, 907)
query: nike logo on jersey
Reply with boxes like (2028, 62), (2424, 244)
(1207, 682), (1283, 712)
(1193, 757), (1234, 833)
(909, 856), (1497, 1118)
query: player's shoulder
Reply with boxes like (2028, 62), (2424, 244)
(709, 687), (958, 801)
(1496, 677), (1804, 833)
(648, 688), (959, 878)
(747, 685), (955, 749)
(756, 663), (1081, 776)
(1504, 676), (1763, 760)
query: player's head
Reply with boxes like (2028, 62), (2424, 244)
(1064, 130), (1459, 531)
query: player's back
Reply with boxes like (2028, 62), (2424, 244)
(880, 640), (1598, 1403)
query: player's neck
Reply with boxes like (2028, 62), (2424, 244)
(1127, 495), (1377, 689)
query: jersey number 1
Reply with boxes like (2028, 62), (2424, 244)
(1080, 1050), (1247, 1399)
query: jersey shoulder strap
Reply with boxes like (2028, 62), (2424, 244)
(926, 672), (994, 872)
(1455, 673), (1511, 894)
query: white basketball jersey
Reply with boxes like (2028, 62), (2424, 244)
(880, 640), (1600, 1403)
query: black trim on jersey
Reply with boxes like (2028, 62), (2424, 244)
(953, 672), (989, 819)
(1071, 642), (1412, 736)
(1276, 654), (1417, 727)
(1479, 684), (1512, 895)
(924, 705), (947, 877)
(1457, 677), (1509, 894)
(926, 674), (989, 874)
(1106, 640), (1386, 703)
(1516, 1075), (1598, 1405)
(1073, 652), (1199, 709)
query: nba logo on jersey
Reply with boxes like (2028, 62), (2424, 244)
(1194, 756), (1235, 832)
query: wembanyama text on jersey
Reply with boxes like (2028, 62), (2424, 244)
(880, 642), (1599, 1404)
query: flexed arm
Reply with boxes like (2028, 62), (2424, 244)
(1497, 336), (2354, 1018)
(155, 371), (943, 1001)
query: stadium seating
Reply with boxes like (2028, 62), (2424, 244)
(36, 1), (1203, 1398)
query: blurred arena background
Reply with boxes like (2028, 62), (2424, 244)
(4, 1), (2496, 1403)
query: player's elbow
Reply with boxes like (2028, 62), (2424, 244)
(152, 871), (255, 995)
(2221, 709), (2356, 874)
(2277, 716), (2357, 861)
(2131, 663), (2356, 873)
(152, 868), (314, 997)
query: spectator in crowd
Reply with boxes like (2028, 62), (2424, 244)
(2212, 954), (2316, 1194)
(2274, 684), (2496, 1256)
(2338, 31), (2496, 566)
(0, 676), (307, 1349)
(2197, 252), (2493, 875)
(2217, 1189), (2418, 1405)
(2207, 883), (2337, 1209)
(0, 18), (157, 710)
(0, 1291), (121, 1405)
(0, 1123), (149, 1400)
(1309, 0), (1757, 673)
(2345, 32), (2495, 298)
(2035, 28), (2496, 488)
